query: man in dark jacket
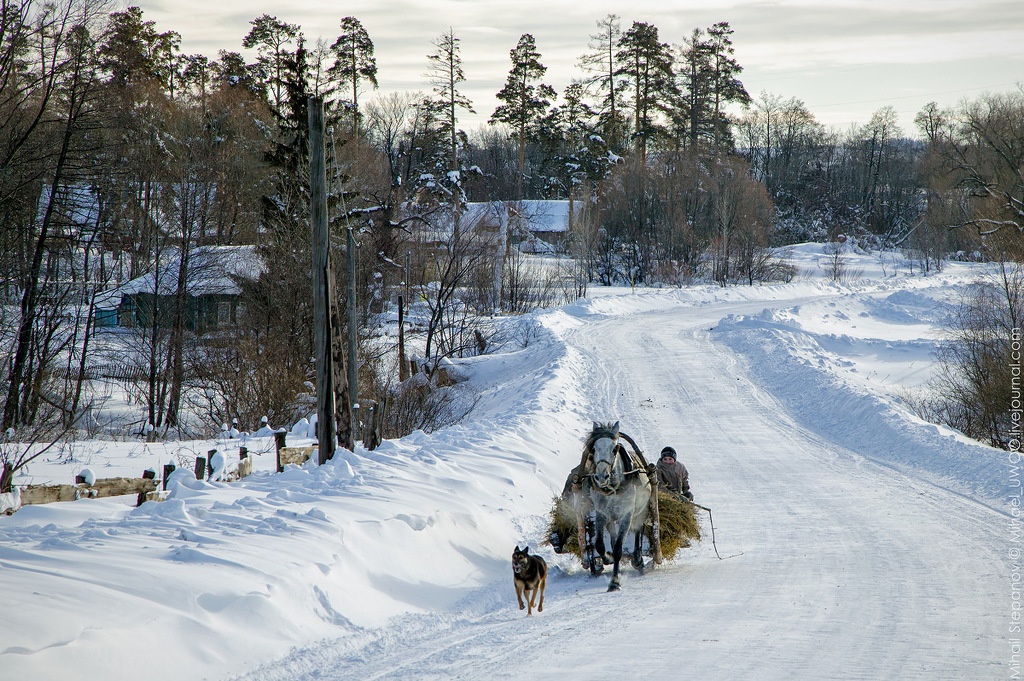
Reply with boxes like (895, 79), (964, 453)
(656, 446), (693, 500)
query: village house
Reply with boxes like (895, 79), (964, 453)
(461, 200), (573, 253)
(96, 245), (264, 334)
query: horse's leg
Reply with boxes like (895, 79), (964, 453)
(596, 520), (613, 565)
(631, 530), (645, 571)
(590, 513), (605, 576)
(575, 495), (589, 569)
(608, 518), (629, 592)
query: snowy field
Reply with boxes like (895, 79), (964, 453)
(0, 243), (1010, 680)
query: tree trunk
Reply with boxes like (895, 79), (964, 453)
(164, 238), (191, 428)
(0, 462), (13, 495)
(3, 118), (74, 429)
(70, 265), (99, 425)
(398, 296), (409, 382)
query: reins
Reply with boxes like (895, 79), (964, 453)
(680, 497), (743, 561)
(618, 430), (743, 560)
(573, 423), (742, 563)
(581, 465), (646, 495)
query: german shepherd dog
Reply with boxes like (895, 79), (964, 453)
(512, 545), (547, 615)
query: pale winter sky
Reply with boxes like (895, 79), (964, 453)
(135, 0), (1024, 136)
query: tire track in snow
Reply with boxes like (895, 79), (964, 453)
(233, 288), (1005, 680)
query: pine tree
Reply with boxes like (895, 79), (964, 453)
(329, 16), (377, 139)
(705, 22), (750, 148)
(616, 21), (675, 164)
(490, 33), (555, 199)
(679, 27), (710, 148)
(539, 82), (611, 225)
(212, 50), (263, 97)
(242, 14), (300, 116)
(578, 14), (626, 152)
(426, 28), (474, 171)
(680, 22), (750, 149)
(98, 6), (180, 92)
(180, 54), (210, 112)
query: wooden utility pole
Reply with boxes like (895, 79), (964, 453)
(398, 295), (409, 382)
(346, 225), (358, 416)
(309, 97), (336, 464)
(329, 268), (354, 451)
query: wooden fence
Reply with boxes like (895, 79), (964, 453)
(21, 477), (158, 507)
(7, 431), (336, 515)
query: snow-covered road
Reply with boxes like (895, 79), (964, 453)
(565, 297), (1004, 679)
(2, 250), (1009, 681)
(238, 281), (1006, 680)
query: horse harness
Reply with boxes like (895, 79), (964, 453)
(577, 430), (652, 495)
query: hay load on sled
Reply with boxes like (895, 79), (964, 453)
(548, 489), (700, 561)
(546, 422), (701, 589)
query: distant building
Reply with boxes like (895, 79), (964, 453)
(98, 245), (264, 334)
(38, 183), (101, 235)
(461, 200), (572, 253)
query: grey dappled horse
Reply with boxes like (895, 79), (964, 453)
(579, 421), (652, 591)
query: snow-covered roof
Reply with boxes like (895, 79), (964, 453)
(113, 245), (265, 301)
(462, 200), (571, 234)
(38, 184), (100, 228)
(507, 200), (570, 233)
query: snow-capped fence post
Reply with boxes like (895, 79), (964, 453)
(362, 399), (384, 451)
(237, 449), (253, 479)
(194, 456), (206, 481)
(360, 402), (371, 449)
(162, 463), (175, 490)
(274, 431), (286, 473)
(140, 469), (155, 504)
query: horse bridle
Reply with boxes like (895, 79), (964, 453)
(586, 433), (633, 495)
(575, 427), (648, 495)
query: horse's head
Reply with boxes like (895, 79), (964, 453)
(590, 421), (622, 492)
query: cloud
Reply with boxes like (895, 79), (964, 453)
(135, 0), (1024, 131)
